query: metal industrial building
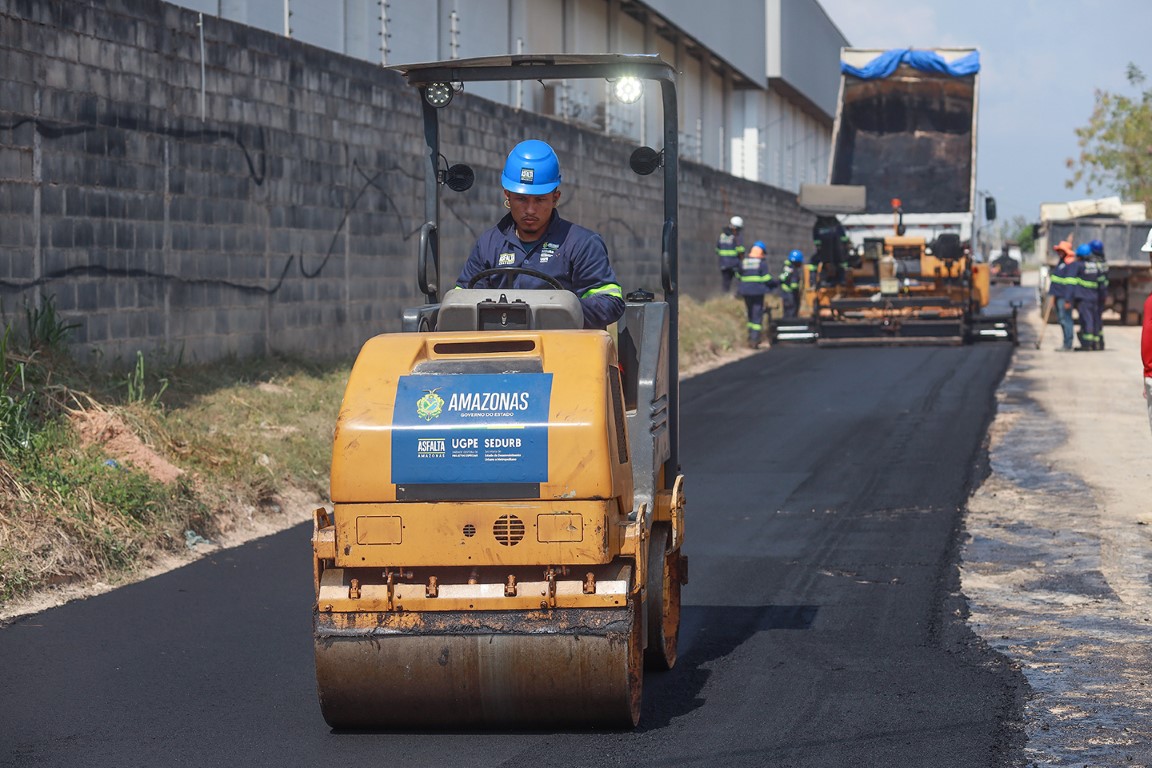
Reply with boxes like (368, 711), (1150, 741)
(170, 0), (849, 193)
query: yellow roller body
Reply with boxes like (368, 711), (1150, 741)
(314, 329), (648, 728)
(329, 331), (633, 507)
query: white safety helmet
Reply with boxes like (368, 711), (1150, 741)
(1141, 226), (1152, 252)
(730, 215), (744, 229)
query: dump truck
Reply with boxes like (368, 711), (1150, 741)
(774, 47), (1015, 345)
(1035, 197), (1152, 325)
(311, 54), (686, 729)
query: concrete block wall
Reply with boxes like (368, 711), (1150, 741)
(0, 0), (815, 366)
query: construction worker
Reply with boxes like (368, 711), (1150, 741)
(1074, 243), (1103, 350)
(1048, 240), (1079, 351)
(812, 215), (851, 286)
(1089, 239), (1108, 349)
(457, 139), (624, 330)
(716, 216), (745, 294)
(779, 249), (805, 318)
(1140, 228), (1152, 433)
(736, 240), (773, 347)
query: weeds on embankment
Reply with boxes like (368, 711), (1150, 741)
(0, 295), (343, 606)
(0, 294), (746, 610)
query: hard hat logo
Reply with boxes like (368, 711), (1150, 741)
(501, 139), (562, 194)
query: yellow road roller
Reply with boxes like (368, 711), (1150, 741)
(312, 54), (686, 729)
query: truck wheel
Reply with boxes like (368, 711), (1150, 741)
(645, 523), (681, 671)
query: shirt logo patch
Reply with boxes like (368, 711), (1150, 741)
(520, 168), (534, 184)
(539, 243), (559, 264)
(498, 252), (516, 266)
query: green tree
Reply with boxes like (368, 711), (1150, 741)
(1066, 64), (1152, 208)
(1008, 215), (1035, 254)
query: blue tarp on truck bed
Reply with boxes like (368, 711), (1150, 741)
(842, 49), (981, 79)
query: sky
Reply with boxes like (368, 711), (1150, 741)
(817, 0), (1152, 228)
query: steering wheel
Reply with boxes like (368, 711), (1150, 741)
(466, 266), (566, 291)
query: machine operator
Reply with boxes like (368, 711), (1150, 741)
(456, 139), (625, 330)
(778, 249), (805, 318)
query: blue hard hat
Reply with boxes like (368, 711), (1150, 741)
(754, 241), (766, 250)
(1075, 243), (1092, 257)
(501, 140), (562, 194)
(788, 249), (804, 263)
(1089, 239), (1104, 255)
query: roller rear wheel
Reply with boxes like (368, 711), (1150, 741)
(645, 523), (682, 670)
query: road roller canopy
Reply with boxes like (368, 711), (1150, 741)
(389, 52), (677, 87)
(387, 53), (681, 304)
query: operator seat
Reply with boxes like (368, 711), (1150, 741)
(434, 288), (585, 331)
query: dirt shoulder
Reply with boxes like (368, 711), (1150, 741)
(0, 485), (324, 624)
(963, 276), (1152, 764)
(0, 342), (760, 625)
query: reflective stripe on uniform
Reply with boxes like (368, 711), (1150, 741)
(581, 283), (623, 299)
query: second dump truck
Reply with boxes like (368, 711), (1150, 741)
(1035, 197), (1152, 325)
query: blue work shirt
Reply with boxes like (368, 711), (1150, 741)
(1092, 255), (1109, 302)
(778, 263), (802, 294)
(457, 212), (625, 330)
(1048, 259), (1080, 301)
(735, 255), (774, 297)
(716, 227), (744, 268)
(1074, 258), (1104, 303)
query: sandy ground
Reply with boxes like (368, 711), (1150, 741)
(963, 274), (1152, 766)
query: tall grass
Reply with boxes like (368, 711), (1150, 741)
(24, 294), (79, 352)
(126, 351), (169, 406)
(0, 325), (33, 458)
(678, 295), (749, 368)
(0, 296), (222, 605)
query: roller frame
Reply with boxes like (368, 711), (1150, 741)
(312, 53), (685, 731)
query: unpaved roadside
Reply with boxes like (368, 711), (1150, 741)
(0, 344), (759, 625)
(963, 277), (1152, 766)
